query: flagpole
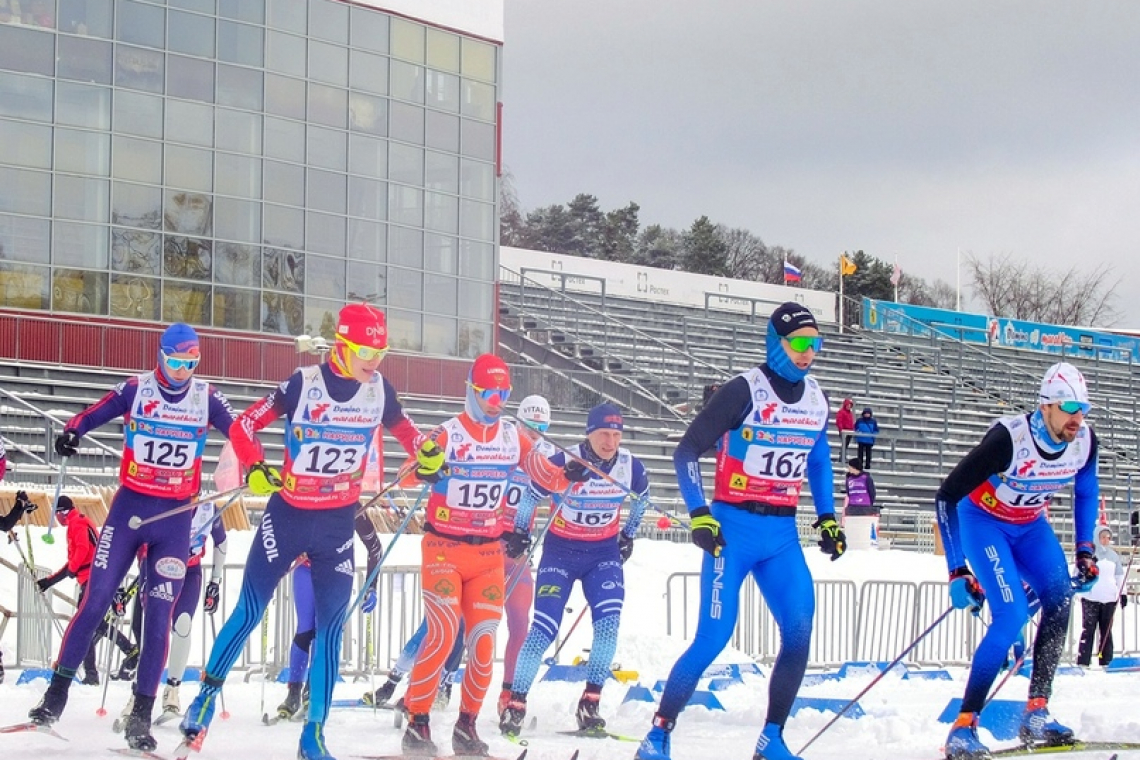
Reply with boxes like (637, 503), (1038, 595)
(893, 254), (899, 302)
(838, 252), (844, 334)
(956, 247), (961, 311)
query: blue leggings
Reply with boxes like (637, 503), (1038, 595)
(657, 505), (814, 727)
(289, 563), (315, 684)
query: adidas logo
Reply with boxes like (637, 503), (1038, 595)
(149, 581), (176, 602)
(334, 559), (354, 576)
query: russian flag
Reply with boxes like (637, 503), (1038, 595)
(783, 261), (802, 283)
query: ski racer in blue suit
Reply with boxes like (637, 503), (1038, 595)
(938, 362), (1100, 760)
(636, 302), (843, 760)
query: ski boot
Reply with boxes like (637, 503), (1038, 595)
(28, 674), (70, 725)
(163, 679), (181, 715)
(496, 684), (512, 716)
(1019, 698), (1075, 748)
(278, 682), (305, 720)
(635, 716), (675, 760)
(365, 677), (398, 707)
(81, 668), (100, 686)
(499, 693), (527, 737)
(402, 713), (438, 756)
(453, 712), (490, 757)
(180, 675), (224, 741)
(115, 648), (140, 681)
(575, 691), (606, 731)
(753, 722), (802, 760)
(944, 712), (992, 760)
(124, 694), (158, 753)
(298, 721), (337, 760)
(113, 694), (135, 733)
(433, 679), (453, 710)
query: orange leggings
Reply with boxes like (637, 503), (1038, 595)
(405, 534), (504, 716)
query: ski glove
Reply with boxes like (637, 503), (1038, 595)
(949, 566), (986, 613)
(690, 506), (726, 558)
(14, 490), (37, 514)
(247, 462), (283, 495)
(36, 576), (60, 593)
(563, 459), (592, 483)
(503, 529), (532, 560)
(203, 580), (221, 615)
(112, 587), (132, 617)
(618, 534), (634, 564)
(1071, 547), (1099, 593)
(361, 588), (378, 614)
(814, 514), (847, 561)
(415, 440), (447, 483)
(55, 430), (80, 458)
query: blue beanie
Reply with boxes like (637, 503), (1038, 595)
(161, 323), (200, 355)
(586, 403), (623, 434)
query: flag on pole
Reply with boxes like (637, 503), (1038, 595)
(840, 253), (857, 276)
(783, 260), (802, 283)
(890, 262), (902, 286)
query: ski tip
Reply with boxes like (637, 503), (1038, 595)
(514, 749), (529, 760)
(569, 751), (580, 760)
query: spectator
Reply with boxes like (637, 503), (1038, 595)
(0, 437), (7, 481)
(1075, 525), (1127, 667)
(835, 398), (855, 462)
(853, 407), (879, 470)
(1, 489), (37, 532)
(843, 458), (879, 550)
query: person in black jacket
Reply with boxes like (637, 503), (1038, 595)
(1, 489), (38, 532)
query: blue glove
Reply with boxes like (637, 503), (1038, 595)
(1071, 548), (1099, 592)
(948, 566), (985, 614)
(361, 587), (378, 614)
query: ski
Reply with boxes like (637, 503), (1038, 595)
(989, 741), (1140, 757)
(172, 730), (207, 760)
(0, 721), (68, 741)
(355, 749), (528, 760)
(334, 698), (397, 711)
(556, 727), (639, 742)
(262, 710), (304, 726)
(154, 710), (182, 727)
(109, 747), (171, 760)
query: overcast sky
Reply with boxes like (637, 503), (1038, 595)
(501, 2), (1140, 327)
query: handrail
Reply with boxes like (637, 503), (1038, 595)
(0, 387), (123, 459)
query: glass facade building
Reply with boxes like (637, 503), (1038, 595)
(0, 0), (500, 359)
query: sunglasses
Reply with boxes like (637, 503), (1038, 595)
(523, 420), (549, 433)
(162, 353), (199, 371)
(784, 335), (824, 353)
(469, 383), (511, 404)
(1057, 400), (1090, 415)
(337, 335), (388, 362)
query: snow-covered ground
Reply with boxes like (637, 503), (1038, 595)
(3, 528), (1139, 760)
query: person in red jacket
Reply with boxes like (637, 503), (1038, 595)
(835, 398), (855, 463)
(36, 496), (134, 684)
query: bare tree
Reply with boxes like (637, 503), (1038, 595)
(965, 252), (1120, 326)
(717, 226), (772, 281)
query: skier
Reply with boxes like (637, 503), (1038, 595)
(937, 362), (1099, 759)
(27, 323), (238, 753)
(499, 402), (649, 737)
(0, 489), (37, 531)
(400, 356), (579, 757)
(180, 303), (434, 760)
(636, 302), (843, 760)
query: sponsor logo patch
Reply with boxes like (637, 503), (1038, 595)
(155, 557), (187, 579)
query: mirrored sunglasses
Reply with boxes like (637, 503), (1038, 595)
(1057, 400), (1090, 415)
(469, 383), (511, 404)
(162, 354), (199, 371)
(784, 335), (824, 353)
(523, 420), (549, 433)
(337, 335), (388, 361)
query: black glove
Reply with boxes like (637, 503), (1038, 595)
(36, 576), (58, 593)
(563, 459), (591, 483)
(1072, 549), (1099, 593)
(813, 514), (847, 561)
(618, 534), (634, 564)
(203, 580), (221, 615)
(112, 587), (131, 617)
(689, 506), (726, 557)
(503, 529), (532, 560)
(1122, 594), (1129, 609)
(15, 490), (37, 514)
(55, 430), (80, 458)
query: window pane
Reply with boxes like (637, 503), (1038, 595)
(424, 232), (457, 274)
(347, 218), (385, 262)
(216, 64), (262, 110)
(214, 285), (260, 330)
(164, 236), (212, 280)
(309, 40), (347, 86)
(427, 28), (460, 73)
(264, 160), (304, 206)
(215, 242), (260, 286)
(458, 321), (491, 358)
(0, 73), (53, 121)
(459, 239), (493, 280)
(163, 190), (213, 235)
(390, 101), (424, 145)
(460, 198), (494, 242)
(305, 254), (344, 298)
(307, 83), (346, 128)
(263, 204), (303, 249)
(110, 273), (160, 318)
(58, 36), (113, 85)
(54, 176), (109, 222)
(423, 315), (456, 356)
(306, 125), (346, 170)
(165, 146), (213, 193)
(424, 274), (456, 315)
(117, 0), (165, 48)
(389, 265), (421, 308)
(266, 31), (305, 78)
(387, 309), (421, 352)
(112, 229), (161, 275)
(113, 90), (163, 138)
(346, 260), (383, 302)
(349, 6), (387, 54)
(165, 100), (214, 146)
(215, 153), (261, 198)
(0, 262), (50, 309)
(0, 120), (51, 169)
(220, 0), (263, 24)
(267, 0), (305, 34)
(389, 143), (423, 185)
(59, 0), (114, 38)
(349, 50), (387, 95)
(55, 129), (111, 176)
(462, 79), (495, 121)
(216, 109), (262, 154)
(214, 197), (260, 243)
(115, 45), (165, 93)
(460, 159), (493, 201)
(309, 0), (347, 44)
(54, 222), (109, 268)
(348, 134), (386, 179)
(305, 211), (345, 255)
(348, 176), (386, 221)
(427, 71), (459, 113)
(54, 269), (109, 315)
(162, 278), (212, 325)
(425, 151), (458, 193)
(461, 118), (494, 161)
(0, 25), (54, 76)
(390, 17), (424, 63)
(263, 247), (304, 292)
(389, 185), (422, 227)
(459, 280), (493, 320)
(112, 181), (162, 229)
(461, 38), (496, 82)
(424, 191), (457, 234)
(57, 82), (111, 129)
(265, 73), (305, 119)
(390, 60), (424, 104)
(167, 54), (215, 102)
(0, 214), (50, 264)
(261, 291), (302, 334)
(218, 21), (263, 68)
(168, 10), (216, 57)
(0, 167), (51, 215)
(171, 0), (216, 15)
(348, 92), (386, 136)
(389, 225), (421, 269)
(306, 170), (346, 214)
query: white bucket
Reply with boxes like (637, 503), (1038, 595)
(844, 514), (879, 550)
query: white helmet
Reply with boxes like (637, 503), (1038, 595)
(517, 395), (551, 432)
(1039, 362), (1090, 412)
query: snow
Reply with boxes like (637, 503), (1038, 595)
(3, 530), (1139, 760)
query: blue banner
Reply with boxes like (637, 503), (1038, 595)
(862, 298), (1140, 363)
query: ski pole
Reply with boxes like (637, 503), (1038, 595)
(43, 459), (68, 544)
(796, 605), (954, 756)
(347, 482), (431, 617)
(208, 613), (230, 720)
(543, 606), (589, 667)
(127, 485), (247, 530)
(259, 605), (270, 719)
(96, 607), (125, 717)
(8, 530), (67, 638)
(357, 458), (421, 515)
(504, 488), (571, 600)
